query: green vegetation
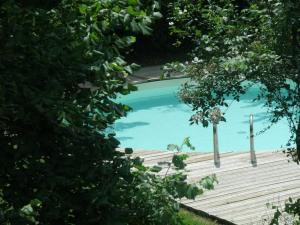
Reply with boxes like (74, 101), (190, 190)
(1, 0), (299, 224)
(0, 0), (160, 224)
(178, 209), (220, 225)
(0, 1), (217, 224)
(0, 0), (204, 224)
(167, 0), (300, 161)
(166, 0), (300, 223)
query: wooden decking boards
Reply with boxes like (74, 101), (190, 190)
(134, 150), (300, 225)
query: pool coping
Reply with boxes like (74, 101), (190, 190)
(117, 148), (284, 154)
(129, 64), (188, 84)
(130, 74), (188, 84)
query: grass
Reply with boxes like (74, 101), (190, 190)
(178, 209), (220, 225)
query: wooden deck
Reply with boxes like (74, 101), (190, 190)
(133, 150), (300, 225)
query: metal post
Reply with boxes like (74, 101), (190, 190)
(249, 114), (257, 165)
(213, 123), (220, 167)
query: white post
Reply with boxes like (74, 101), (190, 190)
(213, 123), (220, 167)
(249, 114), (256, 165)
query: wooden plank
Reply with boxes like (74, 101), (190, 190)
(185, 153), (286, 171)
(187, 158), (294, 179)
(232, 192), (300, 224)
(195, 186), (300, 214)
(136, 150), (300, 225)
(184, 152), (242, 164)
(209, 189), (300, 217)
(189, 163), (299, 188)
(188, 181), (300, 209)
(202, 189), (300, 225)
(182, 172), (300, 204)
(186, 153), (288, 171)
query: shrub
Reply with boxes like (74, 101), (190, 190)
(0, 1), (215, 224)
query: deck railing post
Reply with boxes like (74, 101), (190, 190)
(249, 114), (257, 165)
(213, 123), (220, 167)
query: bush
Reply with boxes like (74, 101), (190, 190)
(0, 0), (160, 224)
(0, 1), (215, 224)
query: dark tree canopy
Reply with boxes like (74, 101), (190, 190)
(0, 1), (216, 224)
(0, 0), (160, 224)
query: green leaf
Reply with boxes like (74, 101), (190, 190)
(79, 4), (87, 14)
(61, 118), (71, 127)
(127, 0), (138, 6)
(153, 12), (162, 19)
(200, 175), (217, 190)
(150, 165), (162, 173)
(182, 137), (195, 151)
(186, 185), (201, 199)
(203, 120), (209, 127)
(130, 20), (140, 32)
(127, 6), (144, 17)
(19, 199), (42, 223)
(125, 148), (133, 154)
(167, 144), (179, 151)
(138, 23), (152, 35)
(111, 63), (123, 72)
(172, 154), (187, 169)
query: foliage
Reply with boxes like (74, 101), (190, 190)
(0, 0), (204, 224)
(162, 61), (187, 78)
(269, 198), (300, 225)
(0, 0), (216, 224)
(123, 138), (217, 225)
(165, 1), (300, 224)
(178, 209), (219, 225)
(128, 0), (192, 66)
(166, 0), (300, 160)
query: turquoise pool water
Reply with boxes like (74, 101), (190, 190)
(113, 78), (290, 152)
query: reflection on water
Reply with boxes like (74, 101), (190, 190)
(115, 121), (149, 131)
(114, 79), (291, 152)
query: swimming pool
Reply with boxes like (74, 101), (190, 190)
(113, 78), (290, 152)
